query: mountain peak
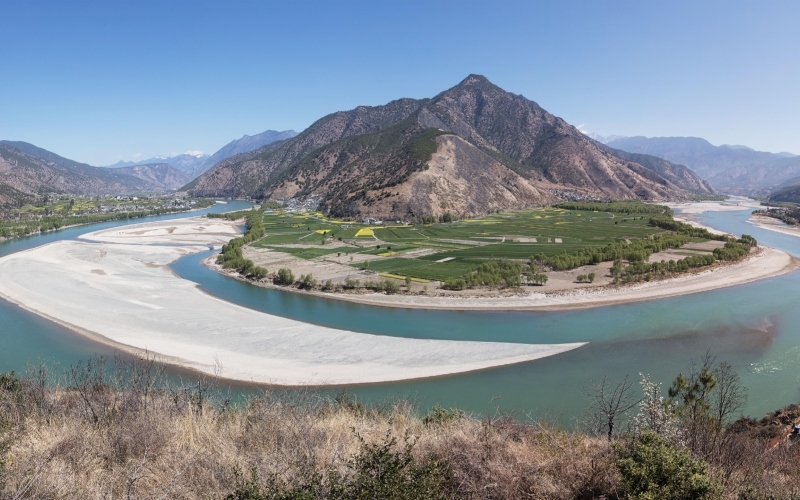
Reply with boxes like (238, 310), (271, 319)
(456, 74), (493, 87)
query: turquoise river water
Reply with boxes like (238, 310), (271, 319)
(1, 203), (799, 422)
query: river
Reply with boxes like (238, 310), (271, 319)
(1, 203), (798, 421)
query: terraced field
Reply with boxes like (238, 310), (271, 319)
(249, 206), (671, 282)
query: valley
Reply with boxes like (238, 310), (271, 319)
(6, 2), (800, 496)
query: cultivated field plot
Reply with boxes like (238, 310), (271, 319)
(249, 207), (670, 282)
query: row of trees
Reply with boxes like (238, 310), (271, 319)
(544, 233), (693, 271)
(543, 217), (757, 279)
(273, 272), (402, 295)
(443, 259), (549, 290)
(556, 201), (673, 215)
(0, 204), (210, 239)
(216, 209), (269, 279)
(623, 254), (716, 282)
(714, 236), (757, 261)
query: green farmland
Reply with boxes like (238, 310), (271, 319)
(248, 204), (675, 282)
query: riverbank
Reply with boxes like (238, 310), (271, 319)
(210, 245), (797, 311)
(0, 201), (217, 244)
(748, 213), (800, 238)
(0, 217), (584, 386)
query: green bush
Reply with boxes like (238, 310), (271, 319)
(466, 259), (523, 288)
(442, 278), (466, 290)
(423, 404), (464, 426)
(226, 432), (448, 500)
(614, 431), (720, 500)
(0, 371), (22, 393)
(529, 273), (548, 285)
(275, 268), (295, 286)
(298, 274), (316, 290)
(250, 266), (268, 279)
(383, 280), (400, 294)
(343, 278), (360, 290)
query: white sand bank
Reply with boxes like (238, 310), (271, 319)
(748, 215), (800, 239)
(666, 199), (760, 215)
(0, 218), (584, 385)
(667, 200), (758, 237)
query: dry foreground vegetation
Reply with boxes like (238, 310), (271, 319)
(2, 355), (800, 499)
(213, 201), (758, 299)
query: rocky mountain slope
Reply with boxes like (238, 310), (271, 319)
(768, 184), (800, 204)
(593, 142), (715, 194)
(188, 75), (707, 219)
(0, 142), (187, 206)
(607, 136), (795, 180)
(707, 156), (800, 196)
(112, 163), (191, 191)
(197, 129), (297, 178)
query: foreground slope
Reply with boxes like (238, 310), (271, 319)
(189, 76), (702, 218)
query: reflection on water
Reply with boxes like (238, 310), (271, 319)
(2, 203), (800, 421)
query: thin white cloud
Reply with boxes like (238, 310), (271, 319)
(184, 150), (205, 157)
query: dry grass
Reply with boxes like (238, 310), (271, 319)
(0, 356), (617, 499)
(2, 357), (800, 499)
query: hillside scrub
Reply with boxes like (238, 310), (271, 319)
(2, 356), (800, 498)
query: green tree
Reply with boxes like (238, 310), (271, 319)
(276, 268), (295, 286)
(298, 273), (316, 290)
(614, 431), (720, 500)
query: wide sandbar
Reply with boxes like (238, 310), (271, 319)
(0, 218), (584, 385)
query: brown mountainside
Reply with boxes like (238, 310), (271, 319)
(188, 75), (708, 218)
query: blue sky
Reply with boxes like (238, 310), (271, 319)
(2, 0), (798, 165)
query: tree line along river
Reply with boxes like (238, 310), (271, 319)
(0, 202), (798, 422)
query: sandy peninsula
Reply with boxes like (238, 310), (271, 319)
(211, 199), (797, 311)
(0, 218), (584, 386)
(748, 214), (800, 238)
(218, 245), (796, 311)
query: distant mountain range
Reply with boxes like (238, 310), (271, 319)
(0, 141), (188, 205)
(0, 129), (297, 207)
(187, 75), (710, 219)
(105, 153), (209, 172)
(585, 133), (627, 145)
(597, 136), (799, 195)
(605, 136), (796, 181)
(103, 129), (297, 178)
